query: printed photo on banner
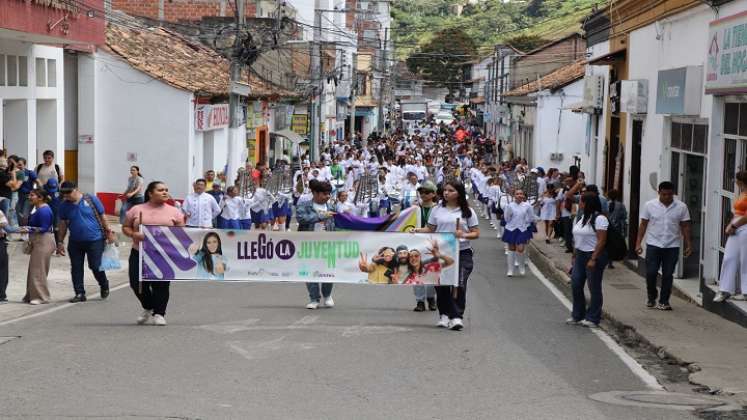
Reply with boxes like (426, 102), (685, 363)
(139, 225), (459, 285)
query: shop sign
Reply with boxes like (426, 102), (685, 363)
(656, 66), (702, 115)
(706, 11), (747, 94)
(195, 104), (229, 131)
(291, 114), (309, 135)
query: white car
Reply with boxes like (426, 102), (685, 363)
(434, 112), (455, 125)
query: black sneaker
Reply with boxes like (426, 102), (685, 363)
(413, 301), (426, 312)
(646, 300), (656, 308)
(0, 298), (7, 304)
(100, 288), (110, 300)
(427, 298), (437, 311)
(69, 294), (87, 303)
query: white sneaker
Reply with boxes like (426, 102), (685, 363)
(448, 318), (464, 331)
(306, 301), (319, 310)
(29, 299), (42, 305)
(579, 320), (599, 328)
(136, 309), (152, 325)
(565, 318), (581, 325)
(323, 297), (335, 308)
(732, 294), (746, 301)
(519, 265), (526, 276)
(153, 314), (167, 326)
(436, 314), (450, 328)
(507, 268), (514, 277)
(713, 292), (729, 303)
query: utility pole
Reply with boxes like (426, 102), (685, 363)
(309, 0), (323, 162)
(376, 27), (388, 135)
(227, 0), (246, 184)
(349, 52), (357, 142)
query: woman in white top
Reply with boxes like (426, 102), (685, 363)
(335, 190), (355, 214)
(412, 179), (479, 331)
(569, 194), (608, 328)
(537, 184), (559, 244)
(501, 189), (535, 276)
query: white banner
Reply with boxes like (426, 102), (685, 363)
(195, 104), (230, 131)
(139, 226), (459, 285)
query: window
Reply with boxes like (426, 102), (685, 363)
(18, 56), (27, 86)
(671, 151), (680, 194)
(725, 103), (739, 135)
(7, 55), (16, 86)
(723, 138), (736, 192)
(47, 59), (56, 87)
(0, 55), (4, 86)
(36, 58), (46, 86)
(356, 72), (367, 95)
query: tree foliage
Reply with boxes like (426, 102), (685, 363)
(406, 28), (477, 95)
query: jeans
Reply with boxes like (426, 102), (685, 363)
(306, 282), (333, 302)
(436, 249), (474, 319)
(571, 250), (608, 324)
(413, 285), (435, 302)
(68, 239), (109, 295)
(560, 216), (573, 251)
(645, 245), (679, 305)
(0, 239), (7, 300)
(129, 249), (170, 316)
(16, 191), (31, 225)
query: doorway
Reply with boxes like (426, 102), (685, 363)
(628, 119), (643, 256)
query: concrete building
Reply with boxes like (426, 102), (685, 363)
(0, 0), (105, 179)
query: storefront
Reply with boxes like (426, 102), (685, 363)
(702, 5), (747, 324)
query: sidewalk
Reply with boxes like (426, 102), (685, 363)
(528, 234), (747, 404)
(0, 217), (130, 324)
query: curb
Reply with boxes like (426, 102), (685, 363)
(526, 242), (718, 393)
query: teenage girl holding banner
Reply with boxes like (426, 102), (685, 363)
(411, 179), (479, 331)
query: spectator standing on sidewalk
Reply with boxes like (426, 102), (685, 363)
(57, 181), (115, 303)
(15, 158), (37, 225)
(606, 189), (627, 269)
(635, 181), (692, 311)
(0, 209), (8, 304)
(297, 179), (336, 309)
(35, 150), (63, 186)
(182, 179), (220, 228)
(21, 189), (55, 305)
(714, 171), (747, 303)
(123, 181), (185, 326)
(567, 193), (608, 328)
(119, 166), (145, 225)
(412, 180), (438, 312)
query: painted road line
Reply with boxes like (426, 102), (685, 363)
(527, 261), (664, 391)
(0, 282), (131, 327)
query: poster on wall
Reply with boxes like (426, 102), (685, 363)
(139, 226), (459, 285)
(706, 11), (747, 94)
(291, 114), (309, 135)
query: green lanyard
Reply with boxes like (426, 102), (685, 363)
(421, 206), (432, 228)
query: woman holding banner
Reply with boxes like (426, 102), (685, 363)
(411, 179), (479, 331)
(123, 181), (185, 326)
(296, 179), (336, 309)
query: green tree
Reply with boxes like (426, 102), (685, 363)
(526, 0), (546, 17)
(406, 28), (477, 97)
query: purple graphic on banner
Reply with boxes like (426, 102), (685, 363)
(141, 226), (197, 280)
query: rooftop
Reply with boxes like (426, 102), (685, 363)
(503, 59), (586, 97)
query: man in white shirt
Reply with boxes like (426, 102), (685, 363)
(634, 181), (692, 310)
(182, 179), (221, 228)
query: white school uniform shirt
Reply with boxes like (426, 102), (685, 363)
(573, 214), (608, 252)
(248, 188), (271, 212)
(401, 181), (420, 204)
(182, 192), (221, 227)
(640, 198), (691, 249)
(427, 205), (479, 251)
(503, 201), (535, 232)
(219, 196), (244, 221)
(488, 185), (502, 204)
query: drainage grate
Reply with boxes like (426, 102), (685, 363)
(609, 283), (639, 290)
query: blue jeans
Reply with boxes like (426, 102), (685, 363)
(68, 239), (109, 295)
(413, 285), (435, 302)
(571, 250), (608, 324)
(16, 191), (32, 225)
(645, 245), (679, 305)
(306, 283), (333, 302)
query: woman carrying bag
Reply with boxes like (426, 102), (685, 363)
(21, 189), (55, 305)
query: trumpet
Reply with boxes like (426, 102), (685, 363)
(236, 167), (255, 199)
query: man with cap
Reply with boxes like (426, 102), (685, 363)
(412, 180), (438, 311)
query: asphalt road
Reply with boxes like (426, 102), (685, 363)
(0, 222), (695, 420)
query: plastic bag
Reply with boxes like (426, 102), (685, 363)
(99, 243), (122, 271)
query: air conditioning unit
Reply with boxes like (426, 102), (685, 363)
(620, 80), (649, 114)
(550, 152), (564, 161)
(583, 75), (604, 109)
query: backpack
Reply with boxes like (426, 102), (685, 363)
(590, 212), (628, 261)
(36, 163), (62, 182)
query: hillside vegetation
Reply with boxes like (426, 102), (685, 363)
(392, 0), (607, 60)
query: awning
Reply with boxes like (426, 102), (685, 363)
(272, 128), (305, 145)
(589, 48), (626, 66)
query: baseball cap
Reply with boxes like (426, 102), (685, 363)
(418, 180), (437, 193)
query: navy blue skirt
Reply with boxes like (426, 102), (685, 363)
(501, 228), (533, 245)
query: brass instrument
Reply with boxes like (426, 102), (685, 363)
(236, 167), (255, 199)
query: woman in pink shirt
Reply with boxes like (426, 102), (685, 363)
(123, 181), (185, 326)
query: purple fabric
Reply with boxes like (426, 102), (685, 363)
(333, 213), (391, 231)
